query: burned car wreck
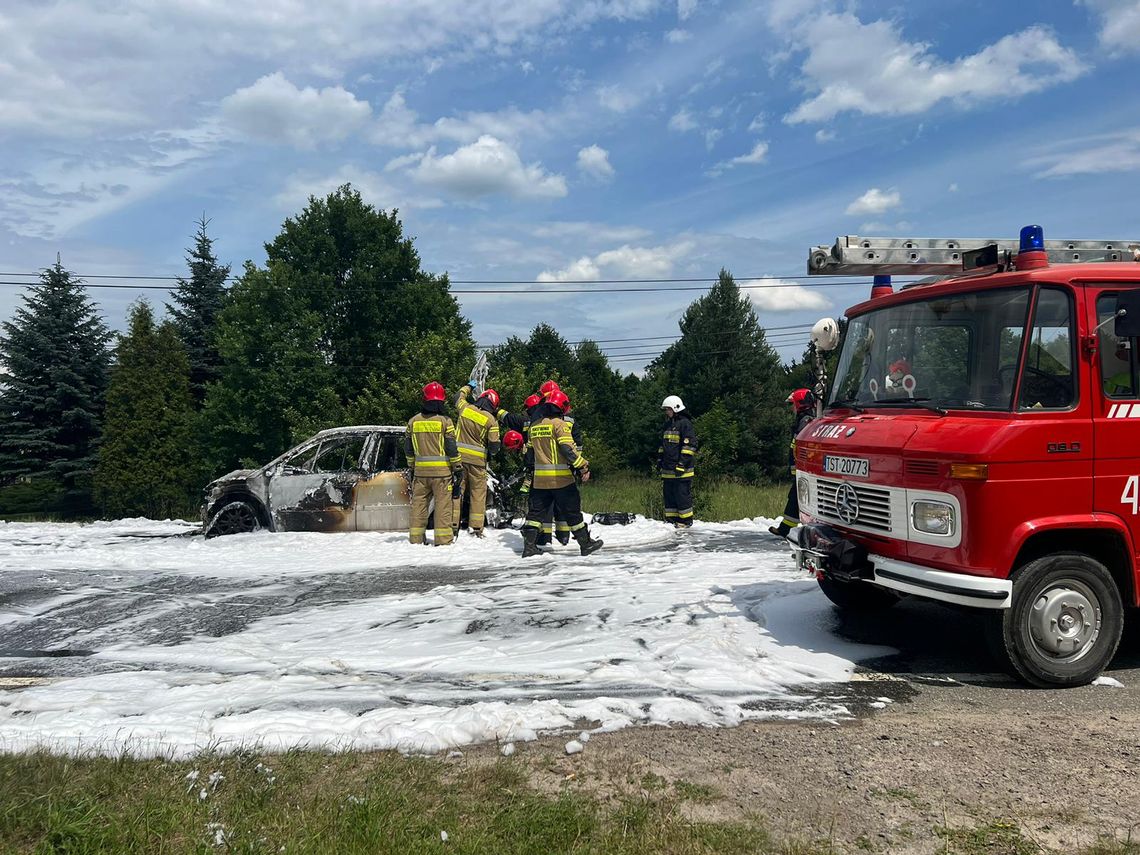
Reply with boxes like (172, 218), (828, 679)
(202, 426), (519, 537)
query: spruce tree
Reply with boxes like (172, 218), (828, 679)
(95, 301), (197, 519)
(169, 216), (230, 403)
(0, 260), (111, 513)
(650, 269), (787, 481)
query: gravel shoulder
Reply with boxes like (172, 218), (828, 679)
(463, 600), (1140, 853)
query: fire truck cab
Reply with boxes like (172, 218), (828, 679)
(791, 226), (1140, 687)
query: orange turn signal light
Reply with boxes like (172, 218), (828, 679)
(949, 463), (989, 481)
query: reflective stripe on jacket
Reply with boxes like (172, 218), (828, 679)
(789, 410), (815, 474)
(658, 413), (697, 479)
(405, 413), (460, 477)
(530, 417), (586, 489)
(455, 387), (502, 467)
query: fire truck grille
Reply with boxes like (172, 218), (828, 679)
(816, 478), (893, 532)
(905, 460), (940, 477)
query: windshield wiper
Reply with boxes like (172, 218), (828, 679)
(826, 398), (865, 413)
(861, 397), (948, 416)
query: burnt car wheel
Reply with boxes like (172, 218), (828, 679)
(988, 553), (1123, 687)
(205, 500), (263, 538)
(817, 574), (899, 611)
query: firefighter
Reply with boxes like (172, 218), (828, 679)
(405, 381), (462, 546)
(769, 388), (816, 538)
(522, 390), (603, 558)
(452, 381), (502, 537)
(539, 380), (583, 545)
(658, 395), (697, 527)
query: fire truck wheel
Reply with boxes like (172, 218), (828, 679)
(990, 553), (1124, 688)
(817, 575), (900, 611)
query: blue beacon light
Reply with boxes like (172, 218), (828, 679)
(1019, 224), (1045, 253)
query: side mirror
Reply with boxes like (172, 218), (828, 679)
(1115, 290), (1140, 338)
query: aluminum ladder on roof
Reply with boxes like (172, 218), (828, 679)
(807, 235), (1140, 277)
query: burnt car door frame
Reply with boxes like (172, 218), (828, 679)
(266, 432), (370, 532)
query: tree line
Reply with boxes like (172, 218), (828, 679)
(0, 185), (821, 520)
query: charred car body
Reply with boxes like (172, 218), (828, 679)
(202, 426), (518, 537)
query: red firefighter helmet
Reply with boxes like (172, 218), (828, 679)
(786, 388), (815, 411)
(422, 381), (446, 402)
(503, 429), (524, 451)
(539, 380), (561, 398)
(480, 388), (501, 409)
(547, 389), (571, 414)
(524, 393), (542, 409)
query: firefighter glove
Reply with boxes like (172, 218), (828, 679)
(467, 379), (478, 389)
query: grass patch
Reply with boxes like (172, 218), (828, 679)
(0, 750), (777, 855)
(581, 471), (786, 523)
(935, 819), (1042, 855)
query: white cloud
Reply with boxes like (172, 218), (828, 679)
(1025, 128), (1140, 176)
(275, 166), (443, 211)
(221, 73), (371, 149)
(407, 135), (567, 200)
(677, 0), (698, 19)
(371, 91), (553, 151)
(1079, 0), (1140, 54)
(669, 109), (699, 132)
(596, 84), (641, 113)
(665, 28), (692, 43)
(845, 187), (902, 216)
(748, 113), (766, 133)
(704, 129), (723, 150)
(814, 129), (836, 143)
(731, 142), (768, 165)
(537, 240), (694, 282)
(784, 14), (1086, 123)
(519, 60), (535, 74)
(948, 182), (959, 192)
(705, 141), (769, 177)
(746, 279), (830, 312)
(576, 145), (615, 180)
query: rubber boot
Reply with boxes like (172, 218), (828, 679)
(768, 522), (791, 538)
(573, 527), (603, 556)
(521, 527), (542, 558)
(555, 528), (570, 546)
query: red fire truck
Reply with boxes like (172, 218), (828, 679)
(790, 226), (1140, 686)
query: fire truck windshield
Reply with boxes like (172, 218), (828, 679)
(829, 286), (1037, 412)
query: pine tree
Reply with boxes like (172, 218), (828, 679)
(169, 216), (230, 403)
(650, 269), (787, 481)
(0, 260), (111, 513)
(95, 301), (197, 518)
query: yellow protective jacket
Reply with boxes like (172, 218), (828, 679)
(529, 415), (587, 489)
(455, 387), (502, 468)
(404, 412), (461, 478)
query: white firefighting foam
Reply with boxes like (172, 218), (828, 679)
(0, 517), (893, 757)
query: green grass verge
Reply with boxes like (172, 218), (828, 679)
(2, 751), (1137, 855)
(0, 751), (769, 855)
(581, 471), (787, 522)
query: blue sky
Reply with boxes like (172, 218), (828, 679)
(2, 0), (1139, 369)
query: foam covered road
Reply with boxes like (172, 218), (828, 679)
(0, 517), (897, 757)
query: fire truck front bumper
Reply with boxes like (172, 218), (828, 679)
(789, 524), (1012, 610)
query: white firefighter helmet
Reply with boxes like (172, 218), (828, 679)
(810, 317), (840, 352)
(661, 395), (685, 412)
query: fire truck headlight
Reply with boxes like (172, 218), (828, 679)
(797, 476), (811, 508)
(912, 501), (955, 536)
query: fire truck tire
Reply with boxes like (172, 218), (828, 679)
(817, 575), (900, 611)
(989, 553), (1124, 688)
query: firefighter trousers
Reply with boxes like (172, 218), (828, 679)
(452, 461), (488, 532)
(662, 478), (693, 526)
(410, 476), (453, 545)
(525, 484), (586, 536)
(779, 479), (799, 530)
